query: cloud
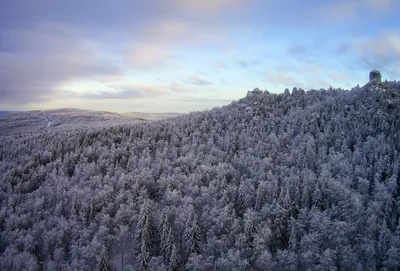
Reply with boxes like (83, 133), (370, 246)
(73, 84), (166, 99)
(169, 82), (188, 93)
(364, 0), (395, 12)
(320, 0), (396, 20)
(298, 64), (324, 75)
(265, 72), (297, 86)
(0, 23), (122, 104)
(137, 20), (194, 45)
(172, 0), (250, 14)
(261, 63), (359, 90)
(136, 19), (230, 50)
(90, 74), (127, 84)
(238, 60), (259, 69)
(187, 76), (214, 86)
(168, 81), (212, 93)
(173, 97), (233, 104)
(358, 32), (400, 59)
(122, 18), (232, 70)
(329, 72), (352, 82)
(127, 44), (172, 69)
(76, 89), (142, 100)
(352, 32), (400, 75)
(215, 61), (227, 69)
(288, 45), (308, 56)
(272, 63), (323, 77)
(334, 43), (351, 55)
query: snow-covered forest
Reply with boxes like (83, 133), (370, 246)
(1, 80), (400, 270)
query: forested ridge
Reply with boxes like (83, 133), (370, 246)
(1, 81), (400, 270)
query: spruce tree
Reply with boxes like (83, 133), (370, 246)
(136, 199), (154, 270)
(98, 245), (112, 271)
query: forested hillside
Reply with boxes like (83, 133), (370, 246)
(1, 80), (400, 270)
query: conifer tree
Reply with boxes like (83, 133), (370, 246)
(160, 214), (173, 260)
(185, 215), (201, 256)
(136, 199), (155, 270)
(170, 243), (180, 271)
(98, 245), (112, 271)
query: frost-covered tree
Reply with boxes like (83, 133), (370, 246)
(160, 214), (173, 261)
(98, 245), (112, 271)
(136, 199), (155, 270)
(185, 214), (201, 256)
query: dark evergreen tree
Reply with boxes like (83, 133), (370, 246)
(98, 245), (112, 271)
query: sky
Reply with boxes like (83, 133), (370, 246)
(0, 0), (400, 113)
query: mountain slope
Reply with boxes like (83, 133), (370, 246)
(1, 81), (400, 270)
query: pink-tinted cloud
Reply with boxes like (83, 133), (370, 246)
(127, 44), (172, 69)
(123, 18), (232, 70)
(329, 72), (352, 82)
(169, 82), (188, 93)
(265, 73), (297, 86)
(136, 19), (230, 49)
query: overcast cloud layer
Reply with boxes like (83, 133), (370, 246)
(1, 0), (399, 112)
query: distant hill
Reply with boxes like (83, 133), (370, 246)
(0, 108), (182, 137)
(1, 77), (400, 270)
(122, 112), (183, 121)
(0, 111), (19, 115)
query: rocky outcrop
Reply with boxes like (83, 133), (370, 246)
(369, 70), (382, 84)
(365, 70), (399, 104)
(364, 70), (387, 92)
